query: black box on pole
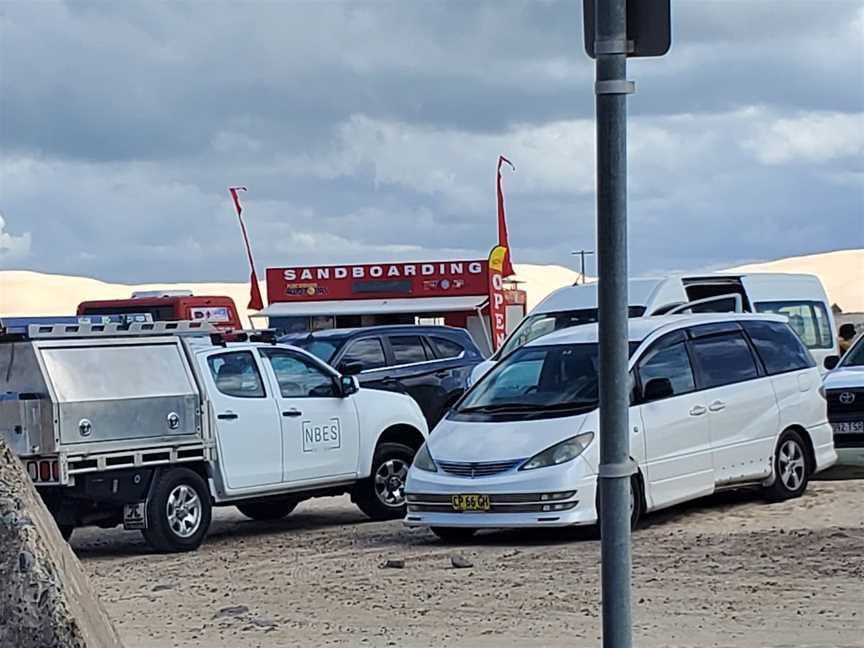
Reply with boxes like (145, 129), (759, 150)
(583, 0), (671, 58)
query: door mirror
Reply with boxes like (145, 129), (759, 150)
(823, 355), (840, 371)
(643, 377), (674, 402)
(338, 362), (364, 376)
(339, 375), (359, 397)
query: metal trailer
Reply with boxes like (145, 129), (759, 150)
(0, 321), (428, 552)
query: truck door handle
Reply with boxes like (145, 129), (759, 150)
(435, 371), (449, 378)
(708, 400), (726, 412)
(282, 409), (302, 418)
(689, 405), (707, 417)
(217, 411), (239, 420)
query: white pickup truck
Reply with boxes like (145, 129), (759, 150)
(0, 322), (428, 552)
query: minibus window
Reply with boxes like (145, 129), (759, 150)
(754, 301), (833, 349)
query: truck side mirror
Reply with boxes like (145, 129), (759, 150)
(643, 377), (674, 402)
(338, 362), (364, 376)
(823, 355), (840, 371)
(339, 375), (359, 398)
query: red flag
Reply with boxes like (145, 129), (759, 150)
(496, 156), (515, 277)
(228, 187), (265, 312)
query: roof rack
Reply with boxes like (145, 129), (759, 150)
(19, 320), (216, 340)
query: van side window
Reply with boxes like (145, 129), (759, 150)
(688, 331), (759, 389)
(754, 301), (833, 349)
(742, 321), (814, 374)
(207, 351), (266, 398)
(637, 334), (695, 399)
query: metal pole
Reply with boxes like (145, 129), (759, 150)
(595, 0), (635, 647)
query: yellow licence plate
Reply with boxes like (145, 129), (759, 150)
(451, 494), (491, 512)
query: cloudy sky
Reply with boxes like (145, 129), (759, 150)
(1, 0), (862, 284)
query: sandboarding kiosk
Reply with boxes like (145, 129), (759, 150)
(253, 258), (526, 356)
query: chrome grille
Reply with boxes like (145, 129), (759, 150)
(437, 459), (522, 478)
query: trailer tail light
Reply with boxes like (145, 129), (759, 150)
(52, 461), (59, 481)
(39, 462), (51, 482)
(27, 462), (38, 480)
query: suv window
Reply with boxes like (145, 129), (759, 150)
(261, 350), (336, 398)
(742, 321), (814, 374)
(637, 334), (695, 399)
(207, 351), (266, 398)
(688, 331), (760, 389)
(431, 336), (464, 359)
(754, 301), (833, 349)
(341, 338), (387, 371)
(390, 336), (428, 365)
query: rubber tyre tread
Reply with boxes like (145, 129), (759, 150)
(142, 467), (212, 553)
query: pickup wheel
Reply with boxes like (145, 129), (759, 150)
(142, 468), (212, 553)
(355, 442), (415, 521)
(236, 499), (298, 521)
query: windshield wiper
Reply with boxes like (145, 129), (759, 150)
(459, 400), (597, 414)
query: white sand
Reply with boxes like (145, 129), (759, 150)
(2, 249), (862, 326)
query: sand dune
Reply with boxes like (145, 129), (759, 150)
(1, 250), (861, 327)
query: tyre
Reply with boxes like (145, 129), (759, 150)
(58, 525), (74, 542)
(142, 467), (212, 553)
(431, 526), (476, 542)
(354, 442), (415, 521)
(594, 475), (643, 537)
(236, 499), (298, 521)
(765, 429), (810, 502)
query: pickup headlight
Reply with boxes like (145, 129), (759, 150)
(412, 442), (437, 472)
(519, 432), (595, 471)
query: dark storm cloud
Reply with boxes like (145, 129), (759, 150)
(0, 0), (862, 281)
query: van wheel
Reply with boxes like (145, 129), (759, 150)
(765, 429), (810, 502)
(431, 527), (476, 542)
(354, 442), (414, 521)
(236, 499), (298, 521)
(142, 468), (212, 553)
(594, 475), (643, 536)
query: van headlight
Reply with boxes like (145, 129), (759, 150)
(412, 442), (437, 472)
(519, 433), (595, 471)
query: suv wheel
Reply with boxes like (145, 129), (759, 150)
(236, 499), (298, 521)
(765, 429), (810, 501)
(142, 467), (212, 553)
(354, 442), (414, 521)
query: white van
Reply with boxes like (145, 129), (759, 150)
(470, 273), (837, 384)
(406, 313), (836, 540)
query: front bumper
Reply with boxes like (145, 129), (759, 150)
(404, 458), (599, 529)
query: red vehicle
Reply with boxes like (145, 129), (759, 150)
(77, 291), (243, 330)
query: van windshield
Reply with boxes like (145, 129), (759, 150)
(495, 306), (646, 359)
(457, 342), (641, 420)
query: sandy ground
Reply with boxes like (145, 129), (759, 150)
(70, 479), (864, 648)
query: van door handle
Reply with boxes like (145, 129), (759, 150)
(282, 409), (302, 418)
(689, 405), (707, 417)
(708, 400), (726, 412)
(217, 411), (239, 420)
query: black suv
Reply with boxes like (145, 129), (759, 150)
(280, 325), (484, 428)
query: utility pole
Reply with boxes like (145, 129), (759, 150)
(571, 249), (595, 284)
(594, 0), (634, 645)
(583, 1), (670, 646)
